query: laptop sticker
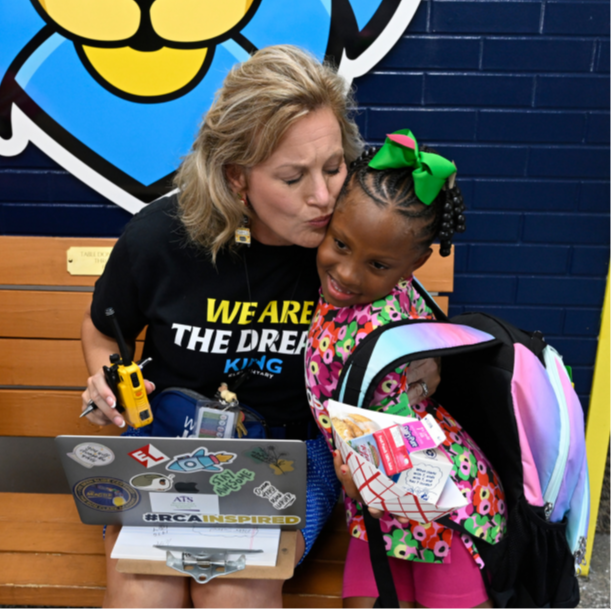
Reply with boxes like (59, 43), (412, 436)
(143, 513), (301, 525)
(67, 442), (114, 469)
(128, 444), (170, 468)
(209, 469), (255, 497)
(253, 481), (296, 510)
(244, 446), (294, 476)
(74, 477), (140, 512)
(149, 492), (219, 515)
(174, 481), (200, 493)
(166, 448), (236, 473)
(130, 473), (175, 492)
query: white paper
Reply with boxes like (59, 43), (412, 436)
(111, 526), (281, 566)
(327, 400), (467, 521)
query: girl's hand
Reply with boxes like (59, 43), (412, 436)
(333, 450), (409, 524)
(406, 357), (441, 404)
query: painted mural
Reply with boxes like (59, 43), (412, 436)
(0, 0), (421, 213)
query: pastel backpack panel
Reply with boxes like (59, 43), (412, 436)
(335, 285), (589, 608)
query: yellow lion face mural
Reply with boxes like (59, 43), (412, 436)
(0, 0), (421, 212)
(33, 0), (258, 99)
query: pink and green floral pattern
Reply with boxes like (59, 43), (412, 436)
(306, 278), (506, 565)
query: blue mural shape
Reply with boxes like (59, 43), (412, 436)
(0, 0), (421, 212)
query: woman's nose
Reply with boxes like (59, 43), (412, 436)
(306, 173), (332, 207)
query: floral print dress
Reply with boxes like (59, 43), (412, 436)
(305, 277), (507, 566)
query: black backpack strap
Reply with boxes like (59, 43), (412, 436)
(412, 276), (449, 321)
(363, 509), (400, 608)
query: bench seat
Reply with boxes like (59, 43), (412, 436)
(0, 236), (452, 606)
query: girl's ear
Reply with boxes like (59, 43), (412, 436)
(407, 247), (433, 276)
(225, 164), (247, 194)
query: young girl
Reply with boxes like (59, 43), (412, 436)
(305, 130), (506, 608)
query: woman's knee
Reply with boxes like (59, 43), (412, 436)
(103, 525), (190, 608)
(190, 577), (284, 608)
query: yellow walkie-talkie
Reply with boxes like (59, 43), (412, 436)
(103, 307), (153, 428)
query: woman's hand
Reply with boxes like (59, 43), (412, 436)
(333, 450), (409, 524)
(82, 368), (125, 427)
(406, 357), (441, 405)
(81, 303), (154, 428)
(81, 370), (156, 427)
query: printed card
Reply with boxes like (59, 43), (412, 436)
(400, 414), (446, 453)
(328, 400), (467, 522)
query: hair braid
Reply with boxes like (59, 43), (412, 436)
(341, 145), (466, 257)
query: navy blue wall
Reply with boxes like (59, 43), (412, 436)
(352, 0), (610, 411)
(1, 0), (609, 410)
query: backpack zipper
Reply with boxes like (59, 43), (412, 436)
(541, 346), (571, 520)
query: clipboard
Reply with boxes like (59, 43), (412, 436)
(116, 530), (297, 581)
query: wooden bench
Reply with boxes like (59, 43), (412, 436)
(0, 235), (453, 607)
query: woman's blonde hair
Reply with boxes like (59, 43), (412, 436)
(174, 44), (363, 260)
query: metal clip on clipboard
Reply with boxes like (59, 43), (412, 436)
(154, 546), (263, 583)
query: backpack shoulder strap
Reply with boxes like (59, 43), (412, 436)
(332, 318), (498, 407)
(412, 276), (449, 321)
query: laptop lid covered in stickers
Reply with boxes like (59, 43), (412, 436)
(55, 436), (307, 529)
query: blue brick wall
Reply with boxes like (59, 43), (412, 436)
(1, 0), (608, 410)
(353, 0), (609, 411)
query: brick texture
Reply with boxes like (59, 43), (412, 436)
(1, 0), (608, 410)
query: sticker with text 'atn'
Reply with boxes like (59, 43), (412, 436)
(149, 492), (219, 514)
(74, 477), (140, 512)
(253, 481), (296, 510)
(67, 442), (114, 468)
(166, 448), (236, 473)
(142, 513), (301, 525)
(128, 444), (170, 468)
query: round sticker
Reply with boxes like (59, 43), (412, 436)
(67, 442), (115, 468)
(74, 477), (140, 512)
(130, 473), (175, 492)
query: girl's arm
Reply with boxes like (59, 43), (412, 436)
(332, 450), (409, 524)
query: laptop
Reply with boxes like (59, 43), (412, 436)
(55, 435), (307, 530)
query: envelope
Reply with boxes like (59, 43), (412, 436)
(328, 400), (468, 523)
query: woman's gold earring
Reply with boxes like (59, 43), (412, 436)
(234, 193), (251, 246)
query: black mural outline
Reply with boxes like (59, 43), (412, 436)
(2, 0), (407, 204)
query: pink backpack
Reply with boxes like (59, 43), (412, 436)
(335, 283), (589, 608)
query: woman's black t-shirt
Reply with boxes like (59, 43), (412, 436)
(90, 194), (320, 426)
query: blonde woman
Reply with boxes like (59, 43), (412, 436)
(81, 45), (440, 608)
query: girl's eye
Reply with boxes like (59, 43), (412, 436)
(334, 239), (347, 250)
(372, 261), (389, 270)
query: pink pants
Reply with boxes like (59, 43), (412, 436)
(343, 535), (489, 608)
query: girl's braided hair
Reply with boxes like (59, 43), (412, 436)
(341, 147), (466, 257)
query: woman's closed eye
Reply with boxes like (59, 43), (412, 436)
(283, 175), (302, 185)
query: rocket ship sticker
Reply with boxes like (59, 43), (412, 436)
(166, 447), (236, 473)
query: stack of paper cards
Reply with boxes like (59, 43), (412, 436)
(328, 400), (467, 523)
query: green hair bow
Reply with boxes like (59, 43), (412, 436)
(368, 129), (457, 205)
